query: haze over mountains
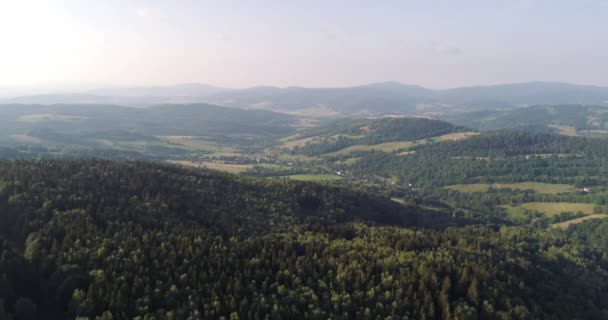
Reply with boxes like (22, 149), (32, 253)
(4, 81), (608, 115)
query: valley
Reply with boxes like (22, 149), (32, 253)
(3, 2), (608, 318)
(1, 101), (608, 319)
(2, 103), (607, 231)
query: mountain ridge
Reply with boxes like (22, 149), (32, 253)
(4, 81), (608, 115)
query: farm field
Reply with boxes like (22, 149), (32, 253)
(548, 124), (578, 136)
(255, 163), (293, 170)
(499, 202), (596, 219)
(116, 140), (186, 150)
(276, 153), (320, 162)
(285, 174), (343, 182)
(335, 157), (361, 165)
(281, 133), (367, 150)
(552, 214), (608, 230)
(323, 141), (416, 157)
(321, 131), (477, 157)
(281, 136), (319, 149)
(159, 136), (241, 157)
(167, 160), (254, 174)
(446, 182), (575, 194)
(434, 131), (479, 142)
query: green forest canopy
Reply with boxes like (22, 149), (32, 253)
(0, 160), (606, 319)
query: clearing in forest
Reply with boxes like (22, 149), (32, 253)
(167, 160), (254, 174)
(159, 136), (241, 157)
(548, 124), (578, 136)
(552, 214), (608, 230)
(446, 182), (575, 194)
(499, 202), (596, 218)
(323, 141), (416, 157)
(286, 174), (343, 182)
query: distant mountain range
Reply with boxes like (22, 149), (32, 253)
(0, 103), (296, 147)
(3, 82), (608, 115)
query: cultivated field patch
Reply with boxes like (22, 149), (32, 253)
(446, 182), (575, 194)
(499, 202), (596, 218)
(285, 174), (343, 182)
(323, 141), (416, 157)
(552, 214), (608, 230)
(434, 131), (479, 142)
(167, 160), (254, 174)
(159, 136), (241, 157)
(548, 124), (577, 136)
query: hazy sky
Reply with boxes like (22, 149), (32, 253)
(1, 0), (607, 89)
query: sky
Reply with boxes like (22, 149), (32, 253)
(1, 0), (607, 90)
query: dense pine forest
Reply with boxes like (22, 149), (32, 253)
(0, 160), (606, 319)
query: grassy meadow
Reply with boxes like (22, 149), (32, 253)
(446, 182), (575, 194)
(286, 174), (343, 182)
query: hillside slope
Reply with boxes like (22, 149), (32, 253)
(286, 117), (470, 156)
(0, 160), (606, 319)
(441, 104), (608, 135)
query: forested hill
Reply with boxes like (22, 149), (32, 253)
(351, 131), (608, 188)
(299, 117), (461, 142)
(441, 104), (608, 136)
(0, 160), (416, 239)
(288, 117), (466, 156)
(0, 160), (606, 319)
(0, 103), (296, 143)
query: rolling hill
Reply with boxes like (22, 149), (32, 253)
(284, 117), (473, 157)
(202, 81), (608, 115)
(0, 103), (297, 147)
(6, 82), (608, 115)
(441, 104), (608, 136)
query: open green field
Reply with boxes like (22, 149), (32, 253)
(434, 131), (479, 142)
(117, 140), (185, 149)
(446, 182), (575, 194)
(158, 136), (241, 157)
(281, 133), (367, 150)
(276, 153), (320, 162)
(446, 184), (492, 193)
(335, 157), (361, 165)
(255, 163), (294, 171)
(281, 136), (319, 149)
(500, 202), (596, 219)
(286, 174), (343, 182)
(323, 141), (416, 157)
(114, 140), (196, 156)
(167, 160), (254, 174)
(552, 214), (608, 230)
(321, 131), (477, 157)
